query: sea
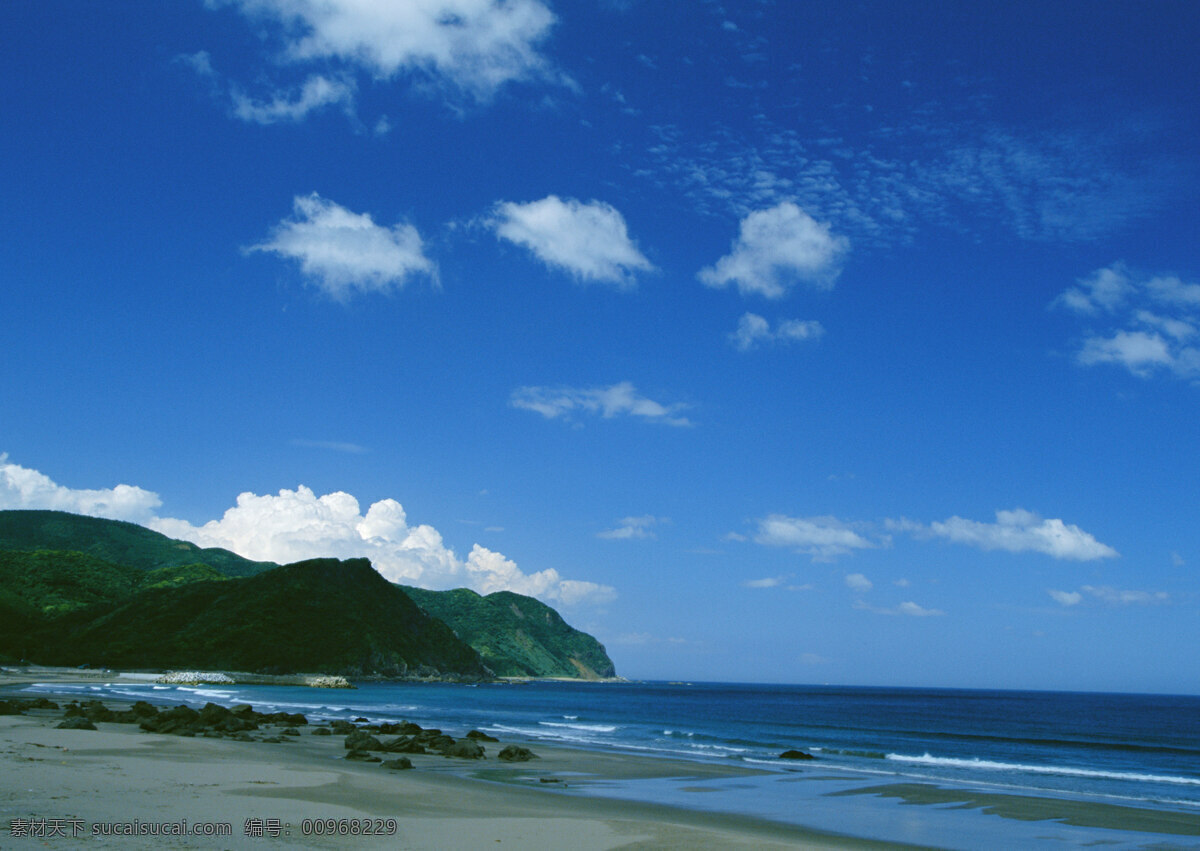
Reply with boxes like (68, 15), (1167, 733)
(21, 679), (1200, 849)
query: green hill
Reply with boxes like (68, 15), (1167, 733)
(0, 509), (615, 680)
(0, 510), (273, 577)
(33, 558), (490, 678)
(400, 586), (616, 679)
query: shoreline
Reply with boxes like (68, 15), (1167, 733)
(4, 672), (1198, 849)
(0, 675), (906, 850)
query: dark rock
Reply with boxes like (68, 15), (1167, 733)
(443, 739), (486, 759)
(497, 745), (539, 762)
(330, 720), (357, 735)
(376, 722), (403, 734)
(0, 700), (25, 716)
(312, 727), (332, 736)
(233, 732), (255, 742)
(281, 727), (300, 736)
(261, 735), (288, 744)
(466, 730), (498, 742)
(56, 716), (97, 730)
(27, 698), (59, 710)
(382, 757), (413, 770)
(231, 704), (256, 719)
(131, 701), (159, 718)
(397, 722), (423, 735)
(344, 730), (384, 751)
(382, 736), (426, 754)
(779, 750), (815, 760)
(264, 712), (307, 726)
(345, 749), (381, 762)
(353, 716), (369, 723)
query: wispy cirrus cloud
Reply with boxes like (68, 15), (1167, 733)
(490, 196), (654, 287)
(1053, 263), (1200, 380)
(231, 74), (356, 124)
(248, 193), (437, 300)
(1048, 586), (1169, 606)
(698, 202), (847, 298)
(510, 381), (692, 426)
(729, 312), (824, 351)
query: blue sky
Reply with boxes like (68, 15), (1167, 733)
(2, 0), (1198, 693)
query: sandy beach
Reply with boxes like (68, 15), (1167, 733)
(0, 672), (904, 850)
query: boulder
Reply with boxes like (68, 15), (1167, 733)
(56, 716), (97, 730)
(779, 750), (815, 760)
(330, 720), (357, 735)
(382, 757), (413, 770)
(497, 745), (539, 762)
(466, 730), (499, 742)
(312, 727), (332, 736)
(345, 749), (381, 762)
(443, 739), (486, 759)
(344, 730), (384, 751)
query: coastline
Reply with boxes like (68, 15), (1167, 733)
(3, 671), (1198, 849)
(0, 673), (905, 850)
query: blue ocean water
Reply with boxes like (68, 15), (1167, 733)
(25, 679), (1200, 847)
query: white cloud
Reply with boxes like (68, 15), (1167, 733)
(698, 202), (847, 298)
(490, 196), (654, 286)
(927, 508), (1118, 561)
(854, 599), (945, 617)
(0, 457), (613, 606)
(220, 0), (564, 103)
(290, 439), (368, 454)
(1049, 586), (1168, 606)
(1048, 589), (1083, 606)
(0, 456), (161, 523)
(844, 572), (873, 592)
(753, 514), (879, 561)
(1078, 331), (1174, 376)
(597, 515), (662, 540)
(231, 74), (355, 124)
(510, 381), (692, 426)
(743, 576), (785, 588)
(1081, 585), (1169, 605)
(248, 193), (437, 300)
(729, 312), (824, 351)
(1054, 263), (1200, 380)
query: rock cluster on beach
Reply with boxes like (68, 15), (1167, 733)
(14, 696), (543, 770)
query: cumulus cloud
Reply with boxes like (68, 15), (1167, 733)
(597, 515), (662, 540)
(1048, 589), (1083, 606)
(1054, 263), (1200, 380)
(844, 572), (873, 592)
(753, 514), (880, 561)
(729, 312), (824, 351)
(232, 74), (355, 123)
(490, 196), (654, 286)
(219, 0), (565, 103)
(0, 457), (613, 606)
(148, 486), (614, 604)
(927, 509), (1118, 561)
(248, 193), (437, 300)
(698, 202), (847, 298)
(854, 599), (945, 617)
(0, 456), (161, 523)
(510, 381), (691, 426)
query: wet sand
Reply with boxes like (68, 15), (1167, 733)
(0, 674), (906, 850)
